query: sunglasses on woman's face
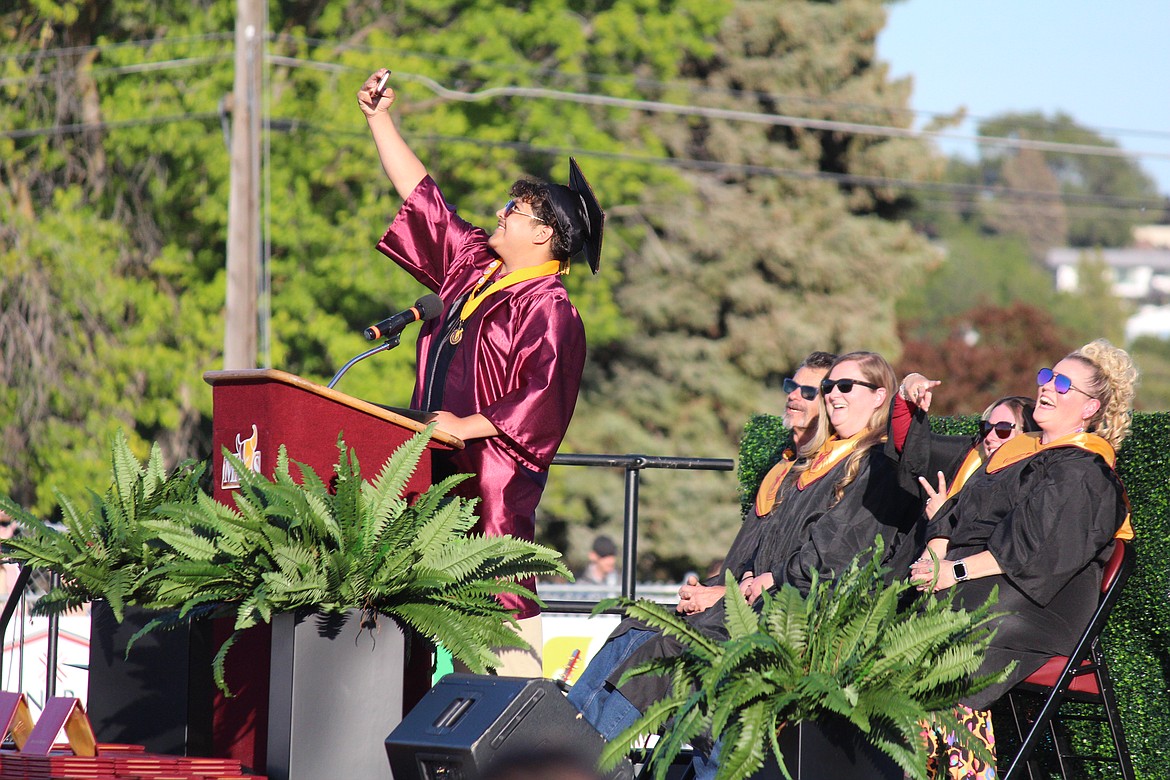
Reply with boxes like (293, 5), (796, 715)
(820, 378), (881, 395)
(1036, 367), (1093, 398)
(783, 377), (819, 401)
(978, 420), (1018, 440)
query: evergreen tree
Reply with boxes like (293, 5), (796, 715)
(563, 0), (939, 572)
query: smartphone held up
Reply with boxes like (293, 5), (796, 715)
(372, 70), (391, 102)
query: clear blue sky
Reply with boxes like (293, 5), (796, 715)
(877, 0), (1170, 198)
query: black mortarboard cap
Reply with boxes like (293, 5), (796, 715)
(543, 158), (605, 274)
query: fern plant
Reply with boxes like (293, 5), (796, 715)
(3, 428), (570, 693)
(598, 547), (1011, 780)
(0, 431), (205, 621)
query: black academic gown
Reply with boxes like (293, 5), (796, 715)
(889, 400), (977, 495)
(926, 445), (1127, 709)
(609, 445), (923, 711)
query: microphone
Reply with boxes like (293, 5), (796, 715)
(364, 294), (443, 340)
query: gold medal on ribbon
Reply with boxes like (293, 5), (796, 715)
(447, 259), (561, 348)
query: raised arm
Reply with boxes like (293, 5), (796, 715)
(356, 68), (428, 200)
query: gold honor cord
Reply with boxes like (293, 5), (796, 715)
(448, 260), (562, 345)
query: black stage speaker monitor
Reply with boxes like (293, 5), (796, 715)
(385, 674), (632, 780)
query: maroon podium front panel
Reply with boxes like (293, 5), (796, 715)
(209, 379), (432, 506)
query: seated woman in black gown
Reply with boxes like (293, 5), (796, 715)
(908, 339), (1137, 779)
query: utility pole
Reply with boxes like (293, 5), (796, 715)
(223, 0), (264, 369)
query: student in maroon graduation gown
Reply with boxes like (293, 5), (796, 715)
(909, 339), (1136, 779)
(358, 68), (605, 676)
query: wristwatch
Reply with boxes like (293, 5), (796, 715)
(952, 560), (969, 582)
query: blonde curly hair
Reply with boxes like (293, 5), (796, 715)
(1066, 339), (1138, 451)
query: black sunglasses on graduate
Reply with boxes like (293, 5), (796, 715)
(783, 377), (819, 401)
(820, 378), (881, 395)
(978, 420), (1018, 440)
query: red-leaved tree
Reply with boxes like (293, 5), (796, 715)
(898, 303), (1077, 415)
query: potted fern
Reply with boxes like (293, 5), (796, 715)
(1, 428), (570, 779)
(597, 547), (1009, 780)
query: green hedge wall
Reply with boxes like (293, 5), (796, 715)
(737, 412), (1170, 778)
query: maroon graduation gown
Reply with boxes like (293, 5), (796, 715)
(377, 176), (586, 618)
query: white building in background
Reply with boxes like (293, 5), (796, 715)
(1044, 248), (1170, 301)
(1133, 225), (1170, 250)
(1044, 242), (1170, 341)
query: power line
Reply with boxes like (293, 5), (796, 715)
(0, 33), (232, 65)
(255, 54), (1170, 167)
(8, 31), (1170, 149)
(4, 110), (1164, 212)
(271, 33), (1170, 145)
(0, 55), (231, 88)
(0, 113), (219, 139)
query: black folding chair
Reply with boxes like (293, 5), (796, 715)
(1001, 539), (1136, 780)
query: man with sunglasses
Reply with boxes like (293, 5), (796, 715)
(358, 69), (604, 677)
(675, 351), (837, 615)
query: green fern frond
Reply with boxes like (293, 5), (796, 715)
(365, 428), (432, 521)
(608, 542), (1009, 780)
(721, 571), (761, 641)
(717, 700), (770, 780)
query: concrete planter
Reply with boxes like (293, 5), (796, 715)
(266, 609), (406, 780)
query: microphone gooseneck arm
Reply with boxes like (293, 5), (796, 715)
(327, 335), (403, 390)
(331, 293), (445, 391)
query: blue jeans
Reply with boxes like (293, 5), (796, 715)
(567, 628), (656, 740)
(691, 739), (720, 780)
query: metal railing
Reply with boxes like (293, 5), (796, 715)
(543, 453), (734, 614)
(0, 568), (60, 698)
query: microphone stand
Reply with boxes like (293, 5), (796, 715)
(327, 332), (404, 390)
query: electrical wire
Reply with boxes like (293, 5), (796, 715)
(3, 111), (1164, 212)
(7, 31), (1170, 150)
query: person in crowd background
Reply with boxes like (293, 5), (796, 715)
(908, 339), (1137, 780)
(579, 535), (619, 587)
(358, 68), (604, 676)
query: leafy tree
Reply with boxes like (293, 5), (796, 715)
(896, 223), (1057, 342)
(897, 303), (1076, 416)
(977, 111), (1160, 248)
(981, 147), (1068, 260)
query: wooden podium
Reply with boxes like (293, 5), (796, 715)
(204, 369), (460, 505)
(88, 369), (460, 778)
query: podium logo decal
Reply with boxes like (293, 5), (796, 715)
(221, 424), (262, 489)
